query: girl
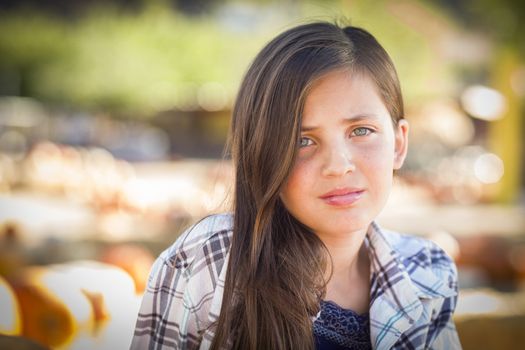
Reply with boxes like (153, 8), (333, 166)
(131, 21), (461, 350)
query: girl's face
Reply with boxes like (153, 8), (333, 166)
(280, 69), (408, 240)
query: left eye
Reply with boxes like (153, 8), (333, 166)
(352, 127), (373, 137)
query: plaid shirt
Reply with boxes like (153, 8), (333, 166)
(131, 213), (461, 350)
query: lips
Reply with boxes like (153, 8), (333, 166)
(319, 188), (365, 206)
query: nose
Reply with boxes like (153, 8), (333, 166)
(321, 141), (356, 177)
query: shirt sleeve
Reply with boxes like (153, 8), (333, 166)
(129, 247), (202, 350)
(129, 215), (232, 350)
(131, 252), (203, 350)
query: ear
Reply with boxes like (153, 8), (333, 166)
(393, 119), (409, 170)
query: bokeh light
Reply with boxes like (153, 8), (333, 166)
(461, 85), (507, 121)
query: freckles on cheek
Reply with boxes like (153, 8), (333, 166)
(362, 140), (396, 169)
(282, 163), (303, 195)
(288, 163), (308, 186)
(359, 146), (383, 167)
(285, 161), (316, 197)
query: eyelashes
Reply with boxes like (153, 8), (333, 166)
(299, 137), (314, 148)
(351, 127), (374, 137)
(298, 127), (376, 148)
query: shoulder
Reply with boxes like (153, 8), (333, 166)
(132, 214), (234, 348)
(159, 213), (234, 273)
(381, 228), (458, 298)
(145, 213), (233, 290)
(145, 213), (233, 320)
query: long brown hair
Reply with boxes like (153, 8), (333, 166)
(211, 21), (404, 349)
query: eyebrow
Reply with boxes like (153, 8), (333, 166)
(300, 114), (379, 131)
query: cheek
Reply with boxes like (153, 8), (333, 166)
(358, 142), (396, 194)
(281, 160), (315, 204)
(359, 140), (396, 171)
(283, 163), (306, 194)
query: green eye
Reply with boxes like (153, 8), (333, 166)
(299, 137), (313, 148)
(352, 127), (372, 136)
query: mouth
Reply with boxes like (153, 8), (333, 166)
(319, 188), (365, 207)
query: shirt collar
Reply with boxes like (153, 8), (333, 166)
(364, 222), (455, 349)
(365, 222), (456, 300)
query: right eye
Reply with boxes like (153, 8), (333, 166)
(299, 137), (314, 148)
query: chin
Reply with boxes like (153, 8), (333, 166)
(335, 220), (370, 234)
(310, 215), (373, 237)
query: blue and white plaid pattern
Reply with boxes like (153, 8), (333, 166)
(131, 214), (461, 349)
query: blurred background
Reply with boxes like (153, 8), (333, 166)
(0, 0), (524, 349)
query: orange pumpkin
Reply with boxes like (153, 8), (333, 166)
(9, 267), (76, 348)
(9, 264), (103, 348)
(0, 274), (21, 336)
(99, 244), (154, 294)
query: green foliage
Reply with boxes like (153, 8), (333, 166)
(0, 5), (266, 115)
(299, 0), (456, 104)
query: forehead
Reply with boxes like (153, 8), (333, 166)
(302, 69), (389, 125)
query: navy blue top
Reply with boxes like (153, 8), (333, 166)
(314, 300), (372, 350)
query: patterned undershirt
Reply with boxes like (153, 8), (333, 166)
(314, 300), (372, 350)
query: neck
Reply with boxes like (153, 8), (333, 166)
(318, 227), (369, 278)
(316, 226), (371, 312)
